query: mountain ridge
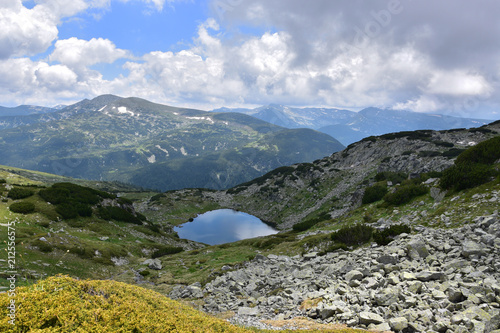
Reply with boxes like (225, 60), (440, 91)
(0, 95), (344, 191)
(213, 105), (490, 145)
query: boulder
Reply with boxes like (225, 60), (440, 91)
(407, 239), (430, 260)
(359, 311), (384, 325)
(389, 317), (409, 331)
(142, 258), (162, 270)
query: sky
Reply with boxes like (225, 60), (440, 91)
(1, 0), (499, 119)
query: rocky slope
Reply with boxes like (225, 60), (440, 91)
(161, 122), (499, 230)
(170, 208), (500, 333)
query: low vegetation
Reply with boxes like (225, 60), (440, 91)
(0, 275), (364, 333)
(440, 136), (500, 191)
(9, 201), (36, 214)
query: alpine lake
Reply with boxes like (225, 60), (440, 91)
(174, 209), (278, 245)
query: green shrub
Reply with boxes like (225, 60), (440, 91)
(7, 187), (34, 200)
(117, 197), (133, 205)
(76, 204), (93, 217)
(31, 239), (53, 253)
(433, 140), (454, 147)
(98, 206), (142, 225)
(438, 136), (500, 191)
(139, 270), (151, 277)
(331, 224), (374, 247)
(383, 184), (429, 206)
(380, 130), (433, 141)
(375, 171), (408, 184)
(56, 203), (79, 219)
(441, 148), (467, 158)
(318, 243), (348, 255)
(293, 212), (330, 232)
(151, 246), (183, 258)
(440, 163), (494, 191)
(39, 187), (70, 204)
(69, 246), (93, 259)
(373, 224), (411, 245)
(0, 178), (6, 183)
(10, 201), (36, 214)
(456, 136), (500, 165)
(418, 150), (441, 157)
(362, 184), (388, 204)
(150, 193), (166, 202)
(40, 182), (115, 205)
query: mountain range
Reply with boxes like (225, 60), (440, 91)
(213, 105), (489, 145)
(0, 95), (343, 191)
(1, 120), (499, 332)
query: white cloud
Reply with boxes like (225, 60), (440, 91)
(50, 37), (130, 70)
(1, 0), (499, 119)
(35, 64), (78, 90)
(0, 1), (58, 58)
(426, 71), (491, 96)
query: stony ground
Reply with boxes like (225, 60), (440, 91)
(170, 212), (500, 333)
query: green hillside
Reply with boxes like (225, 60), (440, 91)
(0, 123), (499, 332)
(0, 95), (344, 191)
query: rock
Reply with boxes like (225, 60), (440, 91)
(371, 322), (391, 331)
(238, 307), (259, 316)
(389, 317), (409, 331)
(184, 284), (204, 298)
(303, 252), (317, 260)
(447, 288), (465, 303)
(359, 311), (384, 325)
(377, 255), (398, 265)
(401, 271), (417, 281)
(462, 240), (485, 258)
(142, 258), (162, 270)
(375, 287), (398, 306)
(430, 187), (446, 202)
(345, 269), (364, 282)
(415, 270), (445, 281)
(407, 239), (430, 260)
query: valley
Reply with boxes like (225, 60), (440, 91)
(0, 120), (499, 332)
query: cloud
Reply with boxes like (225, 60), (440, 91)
(50, 37), (130, 70)
(1, 0), (499, 119)
(35, 64), (79, 90)
(0, 58), (85, 105)
(202, 0), (500, 115)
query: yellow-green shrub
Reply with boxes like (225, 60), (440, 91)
(0, 275), (367, 333)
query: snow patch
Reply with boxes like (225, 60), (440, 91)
(148, 155), (156, 163)
(117, 106), (135, 116)
(180, 147), (188, 156)
(155, 145), (169, 156)
(98, 105), (107, 112)
(186, 116), (214, 124)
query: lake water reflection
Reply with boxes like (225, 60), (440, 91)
(174, 209), (278, 245)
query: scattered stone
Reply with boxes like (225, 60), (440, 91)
(142, 258), (162, 270)
(165, 214), (500, 333)
(389, 317), (408, 331)
(359, 312), (384, 325)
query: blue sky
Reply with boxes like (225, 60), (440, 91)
(1, 0), (499, 119)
